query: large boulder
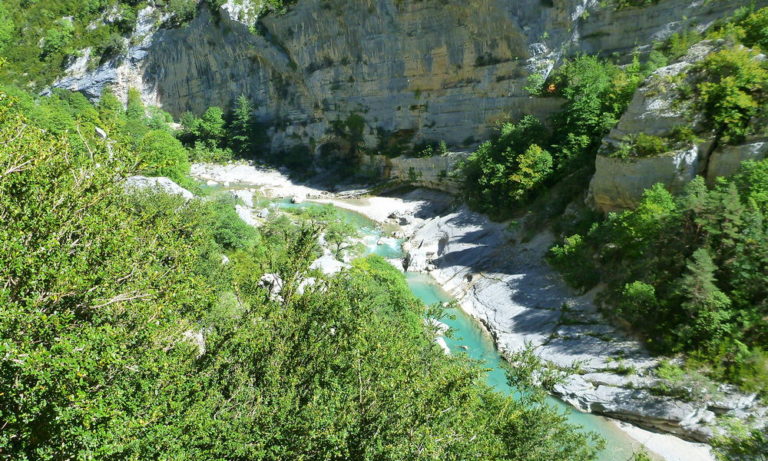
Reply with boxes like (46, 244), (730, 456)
(588, 40), (768, 212)
(588, 42), (719, 212)
(554, 376), (716, 441)
(589, 145), (707, 212)
(707, 136), (768, 183)
(124, 175), (194, 200)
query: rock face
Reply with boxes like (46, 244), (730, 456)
(588, 41), (768, 212)
(707, 135), (768, 183)
(362, 152), (468, 193)
(53, 0), (757, 156)
(590, 146), (706, 212)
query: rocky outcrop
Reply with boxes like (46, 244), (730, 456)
(53, 0), (759, 157)
(400, 190), (765, 442)
(556, 377), (718, 441)
(707, 135), (768, 183)
(588, 41), (768, 212)
(124, 175), (195, 200)
(590, 146), (707, 212)
(362, 152), (468, 193)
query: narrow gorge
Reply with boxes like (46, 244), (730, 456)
(2, 0), (768, 459)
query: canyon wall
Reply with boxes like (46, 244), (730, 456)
(54, 0), (755, 156)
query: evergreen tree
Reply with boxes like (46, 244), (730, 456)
(230, 94), (254, 157)
(676, 248), (732, 346)
(126, 87), (145, 121)
(197, 106), (226, 148)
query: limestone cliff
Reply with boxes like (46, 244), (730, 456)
(54, 0), (752, 156)
(588, 40), (768, 212)
(361, 152), (468, 193)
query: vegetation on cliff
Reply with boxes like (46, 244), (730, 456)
(458, 54), (648, 218)
(548, 6), (768, 394)
(0, 0), (295, 89)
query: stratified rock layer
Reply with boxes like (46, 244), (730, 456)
(55, 0), (756, 155)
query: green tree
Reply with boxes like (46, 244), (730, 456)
(167, 0), (198, 26)
(459, 115), (549, 214)
(98, 87), (125, 131)
(676, 249), (732, 346)
(229, 94), (255, 156)
(740, 7), (768, 50)
(40, 18), (74, 59)
(126, 87), (145, 120)
(695, 47), (768, 143)
(0, 3), (13, 53)
(137, 129), (191, 181)
(197, 106), (226, 147)
(509, 144), (553, 201)
(550, 54), (643, 167)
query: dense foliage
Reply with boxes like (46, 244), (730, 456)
(0, 88), (603, 459)
(550, 169), (768, 394)
(547, 7), (768, 396)
(179, 96), (269, 163)
(693, 47), (768, 145)
(458, 55), (646, 217)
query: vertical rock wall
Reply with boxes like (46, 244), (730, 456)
(54, 0), (758, 157)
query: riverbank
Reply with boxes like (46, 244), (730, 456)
(189, 162), (719, 461)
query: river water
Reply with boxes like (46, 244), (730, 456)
(406, 272), (649, 461)
(270, 198), (649, 460)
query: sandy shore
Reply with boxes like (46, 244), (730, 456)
(615, 422), (714, 461)
(191, 162), (423, 223)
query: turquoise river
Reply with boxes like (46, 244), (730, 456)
(223, 192), (653, 460)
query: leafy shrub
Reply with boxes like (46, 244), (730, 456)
(0, 4), (14, 53)
(459, 115), (550, 214)
(137, 129), (191, 181)
(94, 32), (127, 62)
(694, 46), (768, 143)
(188, 141), (235, 163)
(204, 195), (258, 250)
(633, 133), (668, 156)
(740, 6), (768, 50)
(412, 140), (448, 158)
(664, 29), (703, 60)
(712, 420), (768, 461)
(166, 0), (198, 26)
(41, 18), (74, 59)
(548, 234), (600, 291)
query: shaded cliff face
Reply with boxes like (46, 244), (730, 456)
(55, 0), (753, 154)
